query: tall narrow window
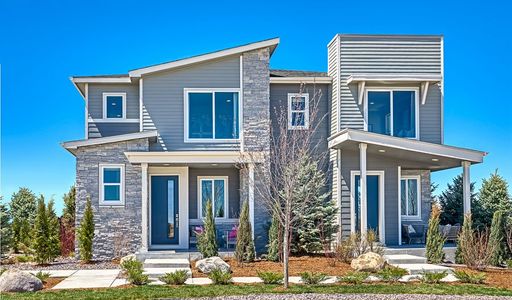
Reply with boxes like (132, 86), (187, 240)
(99, 164), (125, 205)
(103, 93), (126, 119)
(400, 176), (420, 219)
(199, 177), (228, 219)
(288, 93), (309, 129)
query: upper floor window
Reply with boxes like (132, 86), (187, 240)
(103, 93), (126, 119)
(288, 93), (309, 129)
(365, 89), (418, 138)
(99, 164), (125, 206)
(185, 89), (239, 142)
(198, 176), (228, 219)
(401, 176), (420, 219)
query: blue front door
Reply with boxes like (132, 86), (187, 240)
(354, 175), (380, 232)
(151, 176), (179, 245)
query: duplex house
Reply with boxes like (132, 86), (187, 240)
(63, 35), (486, 259)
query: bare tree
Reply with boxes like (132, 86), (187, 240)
(240, 83), (327, 288)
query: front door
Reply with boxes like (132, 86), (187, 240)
(354, 174), (380, 232)
(151, 176), (179, 245)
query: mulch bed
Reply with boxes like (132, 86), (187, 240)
(455, 267), (512, 289)
(42, 277), (65, 290)
(3, 257), (120, 270)
(192, 256), (351, 278)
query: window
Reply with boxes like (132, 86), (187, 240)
(401, 176), (420, 219)
(103, 93), (126, 119)
(198, 177), (228, 219)
(185, 89), (239, 141)
(288, 93), (309, 129)
(99, 164), (125, 205)
(365, 89), (418, 138)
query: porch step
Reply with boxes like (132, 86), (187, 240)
(144, 258), (190, 269)
(394, 263), (453, 275)
(143, 267), (192, 280)
(383, 254), (427, 265)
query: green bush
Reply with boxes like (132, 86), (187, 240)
(78, 197), (95, 263)
(506, 259), (512, 269)
(338, 271), (369, 284)
(257, 271), (283, 284)
(420, 271), (447, 284)
(300, 271), (327, 284)
(208, 268), (232, 285)
(235, 201), (255, 263)
(159, 270), (189, 285)
(32, 197), (60, 264)
(488, 210), (506, 266)
(454, 270), (486, 284)
(121, 258), (149, 285)
(197, 200), (218, 258)
(32, 271), (51, 283)
(425, 205), (446, 264)
(15, 254), (33, 263)
(377, 266), (408, 282)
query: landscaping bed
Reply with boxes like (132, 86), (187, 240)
(2, 256), (119, 270)
(455, 267), (512, 289)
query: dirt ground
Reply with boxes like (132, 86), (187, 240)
(455, 267), (512, 289)
(42, 277), (64, 289)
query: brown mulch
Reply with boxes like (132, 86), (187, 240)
(42, 277), (65, 290)
(455, 267), (512, 289)
(192, 256), (351, 278)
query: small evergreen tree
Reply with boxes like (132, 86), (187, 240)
(33, 195), (59, 264)
(61, 186), (76, 256)
(197, 200), (218, 258)
(267, 210), (280, 262)
(9, 187), (37, 252)
(234, 200), (255, 264)
(488, 210), (506, 266)
(456, 213), (473, 264)
(0, 200), (12, 255)
(479, 170), (511, 227)
(78, 197), (95, 262)
(47, 199), (61, 260)
(425, 204), (446, 263)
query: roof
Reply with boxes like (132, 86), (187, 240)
(270, 69), (328, 77)
(61, 131), (158, 154)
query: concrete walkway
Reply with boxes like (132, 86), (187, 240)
(52, 269), (123, 289)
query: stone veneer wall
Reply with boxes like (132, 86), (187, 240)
(241, 48), (271, 252)
(75, 138), (149, 260)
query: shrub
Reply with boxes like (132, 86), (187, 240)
(257, 271), (283, 284)
(377, 266), (408, 282)
(60, 186), (76, 257)
(9, 188), (37, 253)
(159, 270), (189, 285)
(78, 197), (94, 263)
(32, 271), (51, 283)
(208, 268), (232, 285)
(300, 271), (327, 284)
(32, 196), (60, 264)
(235, 201), (255, 264)
(121, 258), (149, 285)
(488, 210), (506, 266)
(458, 221), (495, 270)
(454, 270), (486, 284)
(334, 230), (384, 263)
(0, 202), (12, 255)
(338, 271), (369, 284)
(266, 210), (280, 262)
(15, 254), (33, 263)
(420, 271), (447, 284)
(197, 200), (218, 258)
(506, 259), (512, 269)
(425, 204), (446, 264)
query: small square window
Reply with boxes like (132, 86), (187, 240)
(99, 164), (124, 206)
(103, 93), (126, 119)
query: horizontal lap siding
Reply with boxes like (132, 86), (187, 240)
(88, 122), (140, 138)
(142, 55), (241, 151)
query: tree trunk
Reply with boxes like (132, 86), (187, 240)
(283, 217), (290, 289)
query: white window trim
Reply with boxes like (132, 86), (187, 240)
(400, 175), (421, 220)
(183, 88), (241, 143)
(197, 176), (229, 220)
(363, 87), (420, 139)
(287, 93), (310, 130)
(102, 92), (127, 120)
(99, 164), (125, 206)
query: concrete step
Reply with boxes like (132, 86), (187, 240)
(384, 254), (427, 265)
(394, 263), (453, 275)
(143, 267), (192, 280)
(143, 258), (190, 269)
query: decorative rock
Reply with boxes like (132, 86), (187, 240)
(195, 256), (231, 274)
(120, 254), (136, 265)
(350, 252), (385, 272)
(0, 269), (43, 292)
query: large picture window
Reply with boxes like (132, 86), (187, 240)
(365, 89), (418, 138)
(400, 176), (420, 219)
(186, 89), (239, 141)
(99, 164), (125, 206)
(198, 177), (228, 219)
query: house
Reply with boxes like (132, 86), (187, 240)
(62, 34), (486, 259)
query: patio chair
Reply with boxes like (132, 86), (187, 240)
(439, 224), (460, 243)
(189, 226), (204, 248)
(402, 224), (426, 244)
(222, 226), (238, 249)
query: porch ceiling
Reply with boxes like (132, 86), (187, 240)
(124, 151), (263, 164)
(328, 129), (487, 171)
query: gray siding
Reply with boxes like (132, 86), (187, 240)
(142, 55), (241, 151)
(188, 167), (240, 220)
(88, 122), (140, 138)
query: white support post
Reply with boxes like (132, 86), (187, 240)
(359, 143), (368, 235)
(248, 163), (255, 239)
(358, 81), (366, 105)
(397, 165), (402, 245)
(462, 161), (471, 214)
(141, 163), (149, 251)
(420, 81), (430, 105)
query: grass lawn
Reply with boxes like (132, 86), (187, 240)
(2, 283), (512, 300)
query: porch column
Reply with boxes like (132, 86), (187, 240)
(462, 161), (471, 214)
(359, 143), (368, 235)
(141, 162), (149, 251)
(248, 163), (255, 239)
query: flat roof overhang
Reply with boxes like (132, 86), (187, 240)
(124, 151), (264, 164)
(328, 129), (486, 171)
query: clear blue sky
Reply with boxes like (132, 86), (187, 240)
(1, 1), (511, 215)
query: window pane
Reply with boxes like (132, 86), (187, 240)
(189, 93), (213, 139)
(393, 91), (416, 138)
(214, 92), (239, 139)
(401, 180), (407, 215)
(104, 168), (120, 183)
(201, 180), (212, 217)
(291, 112), (305, 126)
(408, 179), (418, 216)
(106, 96), (123, 118)
(214, 180), (225, 218)
(367, 91), (391, 135)
(291, 96), (306, 110)
(104, 185), (120, 201)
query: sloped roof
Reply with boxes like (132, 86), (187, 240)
(270, 69), (328, 77)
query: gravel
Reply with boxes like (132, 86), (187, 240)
(193, 294), (511, 300)
(2, 256), (120, 270)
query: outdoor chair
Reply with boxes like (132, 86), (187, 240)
(439, 224), (460, 243)
(401, 224), (426, 244)
(222, 226), (238, 249)
(189, 226), (204, 248)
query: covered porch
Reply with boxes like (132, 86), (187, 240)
(328, 129), (486, 245)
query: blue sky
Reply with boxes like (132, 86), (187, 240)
(1, 0), (511, 214)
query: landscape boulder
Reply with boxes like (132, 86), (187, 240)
(350, 252), (385, 272)
(0, 269), (43, 292)
(195, 256), (231, 274)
